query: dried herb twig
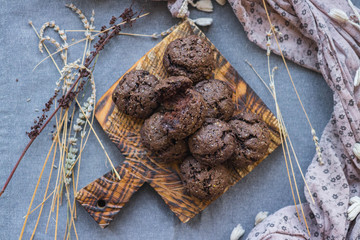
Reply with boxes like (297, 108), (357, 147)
(242, 1), (322, 236)
(32, 13), (149, 71)
(0, 6), (139, 198)
(261, 0), (323, 166)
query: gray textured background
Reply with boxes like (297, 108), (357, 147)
(1, 0), (351, 239)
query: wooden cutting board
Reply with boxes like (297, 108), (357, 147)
(76, 19), (281, 228)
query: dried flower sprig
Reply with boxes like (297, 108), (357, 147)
(26, 91), (59, 139)
(39, 36), (61, 52)
(64, 146), (78, 185)
(0, 5), (139, 198)
(38, 21), (68, 63)
(66, 4), (90, 31)
(244, 2), (326, 233)
(268, 64), (311, 235)
(57, 59), (81, 92)
(18, 5), (150, 239)
(32, 12), (149, 70)
(65, 83), (96, 185)
(262, 1), (322, 166)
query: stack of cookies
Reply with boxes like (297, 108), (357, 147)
(112, 35), (270, 200)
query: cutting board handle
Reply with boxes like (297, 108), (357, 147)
(76, 162), (145, 228)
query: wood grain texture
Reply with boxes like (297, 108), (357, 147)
(76, 20), (281, 228)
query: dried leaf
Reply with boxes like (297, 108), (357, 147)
(216, 0), (227, 6)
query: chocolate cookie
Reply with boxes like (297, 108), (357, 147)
(112, 70), (160, 119)
(153, 139), (188, 163)
(162, 89), (207, 140)
(140, 112), (188, 162)
(156, 76), (193, 100)
(188, 118), (236, 166)
(229, 112), (270, 169)
(180, 156), (231, 200)
(195, 79), (235, 121)
(140, 112), (169, 151)
(163, 35), (215, 83)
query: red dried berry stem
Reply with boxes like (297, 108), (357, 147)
(0, 26), (119, 197)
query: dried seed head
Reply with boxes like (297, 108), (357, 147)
(66, 3), (90, 30)
(85, 112), (91, 119)
(230, 224), (245, 240)
(69, 137), (78, 145)
(311, 128), (316, 136)
(76, 118), (85, 125)
(70, 147), (78, 154)
(81, 130), (86, 138)
(354, 68), (360, 87)
(64, 178), (71, 185)
(194, 18), (213, 27)
(73, 124), (82, 132)
(79, 112), (85, 119)
(329, 8), (349, 23)
(347, 196), (360, 221)
(353, 143), (360, 159)
(63, 43), (69, 50)
(151, 33), (159, 39)
(255, 211), (269, 226)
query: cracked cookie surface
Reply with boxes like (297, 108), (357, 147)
(195, 79), (234, 121)
(140, 112), (188, 162)
(153, 139), (188, 163)
(156, 76), (193, 101)
(188, 118), (236, 166)
(161, 89), (207, 140)
(180, 156), (231, 200)
(163, 35), (215, 83)
(112, 70), (160, 119)
(229, 112), (270, 169)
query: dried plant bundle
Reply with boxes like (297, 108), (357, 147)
(0, 3), (153, 239)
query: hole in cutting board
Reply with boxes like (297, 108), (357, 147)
(97, 199), (106, 209)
